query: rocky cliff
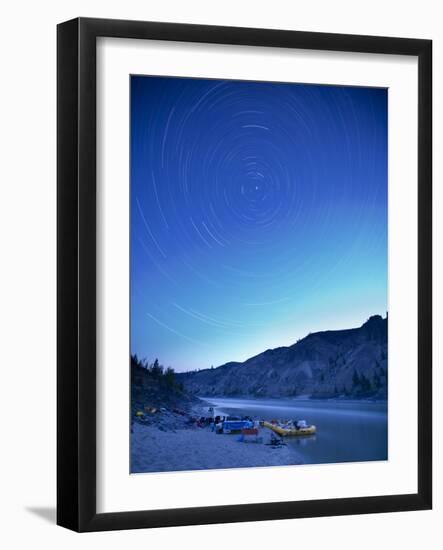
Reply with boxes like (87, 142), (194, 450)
(177, 315), (388, 399)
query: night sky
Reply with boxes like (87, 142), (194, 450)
(131, 76), (387, 372)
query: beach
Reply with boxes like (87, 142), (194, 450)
(131, 416), (302, 474)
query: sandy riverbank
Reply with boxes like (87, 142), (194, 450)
(131, 421), (303, 474)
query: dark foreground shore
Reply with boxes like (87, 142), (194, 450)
(130, 406), (302, 474)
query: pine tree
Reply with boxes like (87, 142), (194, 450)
(151, 358), (163, 378)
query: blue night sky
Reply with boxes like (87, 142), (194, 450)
(131, 76), (387, 372)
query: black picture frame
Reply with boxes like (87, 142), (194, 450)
(57, 17), (432, 532)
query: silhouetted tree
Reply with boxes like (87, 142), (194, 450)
(151, 358), (163, 378)
(164, 366), (175, 386)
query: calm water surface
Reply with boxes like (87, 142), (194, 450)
(204, 397), (388, 465)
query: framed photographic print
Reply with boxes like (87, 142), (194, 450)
(57, 17), (432, 531)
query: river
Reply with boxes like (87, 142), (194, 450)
(203, 396), (388, 466)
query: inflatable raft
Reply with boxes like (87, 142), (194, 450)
(263, 421), (316, 437)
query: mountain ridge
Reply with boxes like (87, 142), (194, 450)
(177, 315), (388, 399)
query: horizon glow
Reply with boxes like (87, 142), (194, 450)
(131, 76), (388, 372)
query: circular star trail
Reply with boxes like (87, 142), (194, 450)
(131, 76), (388, 370)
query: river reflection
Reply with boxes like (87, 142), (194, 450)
(205, 396), (388, 465)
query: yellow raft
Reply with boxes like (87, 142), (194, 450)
(263, 421), (316, 437)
